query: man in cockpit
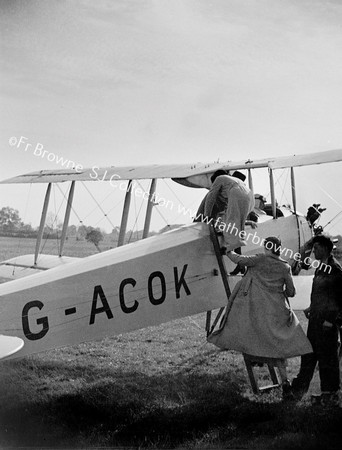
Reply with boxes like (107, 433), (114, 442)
(253, 194), (267, 219)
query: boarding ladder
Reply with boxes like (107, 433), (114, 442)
(206, 227), (231, 336)
(207, 227), (282, 394)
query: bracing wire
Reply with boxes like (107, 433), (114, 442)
(55, 183), (84, 225)
(159, 179), (202, 225)
(162, 179), (187, 209)
(11, 184), (33, 275)
(152, 204), (171, 229)
(80, 181), (117, 229)
(324, 211), (342, 232)
(81, 186), (120, 223)
(98, 198), (124, 217)
(40, 184), (65, 255)
(127, 188), (140, 243)
(53, 183), (60, 254)
(274, 169), (290, 206)
(134, 180), (172, 231)
(317, 185), (342, 232)
(92, 200), (124, 229)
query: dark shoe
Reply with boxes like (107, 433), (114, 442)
(291, 389), (305, 402)
(282, 380), (296, 401)
(290, 379), (307, 401)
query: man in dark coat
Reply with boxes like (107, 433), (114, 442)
(290, 235), (342, 406)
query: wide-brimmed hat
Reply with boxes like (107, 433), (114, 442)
(254, 193), (266, 202)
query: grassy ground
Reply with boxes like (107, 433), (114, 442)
(0, 237), (341, 449)
(1, 313), (341, 449)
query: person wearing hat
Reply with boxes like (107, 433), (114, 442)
(254, 194), (267, 218)
(193, 169), (228, 223)
(208, 236), (313, 397)
(290, 235), (342, 406)
(203, 170), (255, 251)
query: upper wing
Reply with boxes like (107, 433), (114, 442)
(0, 163), (222, 184)
(1, 149), (341, 188)
(268, 149), (342, 169)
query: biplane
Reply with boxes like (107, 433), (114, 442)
(0, 149), (341, 360)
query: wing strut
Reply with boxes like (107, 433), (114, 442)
(143, 179), (157, 239)
(117, 180), (132, 247)
(291, 167), (297, 213)
(248, 168), (254, 194)
(290, 167), (302, 274)
(269, 169), (277, 219)
(34, 183), (51, 265)
(59, 181), (75, 256)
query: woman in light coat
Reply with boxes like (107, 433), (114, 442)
(208, 236), (312, 389)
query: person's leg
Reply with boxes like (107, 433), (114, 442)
(278, 359), (288, 383)
(317, 325), (340, 394)
(291, 321), (318, 398)
(279, 359), (294, 400)
(291, 352), (317, 397)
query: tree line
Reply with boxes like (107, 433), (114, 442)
(0, 206), (108, 248)
(0, 206), (182, 250)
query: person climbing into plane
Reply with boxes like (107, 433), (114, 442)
(207, 236), (313, 398)
(230, 191), (262, 275)
(203, 170), (255, 252)
(193, 169), (227, 224)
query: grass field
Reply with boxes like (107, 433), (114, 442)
(0, 235), (114, 260)
(0, 236), (341, 449)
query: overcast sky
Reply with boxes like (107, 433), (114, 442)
(1, 0), (342, 234)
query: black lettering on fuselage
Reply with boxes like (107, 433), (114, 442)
(119, 278), (138, 313)
(22, 300), (49, 340)
(89, 285), (114, 325)
(89, 265), (191, 324)
(174, 264), (191, 298)
(148, 271), (166, 305)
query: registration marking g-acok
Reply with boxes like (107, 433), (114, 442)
(21, 264), (191, 340)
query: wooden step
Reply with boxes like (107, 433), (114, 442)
(243, 353), (284, 394)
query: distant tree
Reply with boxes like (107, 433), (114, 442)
(110, 226), (120, 238)
(77, 224), (90, 240)
(19, 223), (33, 232)
(85, 227), (104, 252)
(0, 206), (23, 232)
(19, 223), (36, 237)
(45, 211), (63, 235)
(67, 224), (77, 238)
